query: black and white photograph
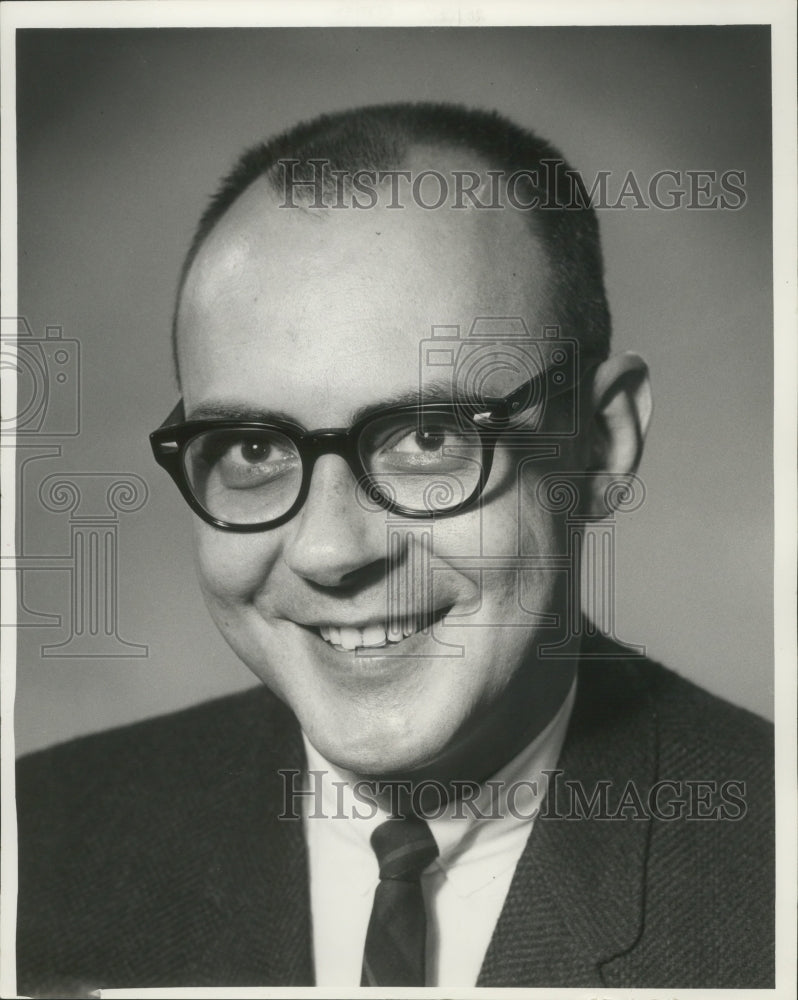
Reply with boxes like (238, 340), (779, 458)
(1, 2), (795, 997)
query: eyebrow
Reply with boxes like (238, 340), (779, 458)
(186, 379), (479, 428)
(187, 402), (300, 424)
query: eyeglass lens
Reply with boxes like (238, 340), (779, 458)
(184, 427), (303, 525)
(182, 411), (485, 525)
(358, 410), (483, 513)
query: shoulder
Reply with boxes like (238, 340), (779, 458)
(573, 630), (772, 772)
(16, 686), (307, 994)
(570, 631), (773, 834)
(17, 683), (303, 863)
(569, 632), (774, 987)
(17, 684), (299, 811)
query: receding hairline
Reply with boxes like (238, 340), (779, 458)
(179, 138), (538, 281)
(175, 155), (558, 365)
(176, 147), (556, 360)
(171, 102), (612, 382)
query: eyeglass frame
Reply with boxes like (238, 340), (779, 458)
(149, 355), (601, 532)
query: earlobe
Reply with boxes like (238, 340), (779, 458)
(582, 352), (652, 516)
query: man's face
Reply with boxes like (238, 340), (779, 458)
(177, 164), (581, 781)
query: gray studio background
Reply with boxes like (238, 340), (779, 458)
(14, 27), (773, 756)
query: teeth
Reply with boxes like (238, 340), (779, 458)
(320, 625), (339, 645)
(338, 627), (360, 651)
(361, 625), (388, 647)
(317, 618), (430, 650)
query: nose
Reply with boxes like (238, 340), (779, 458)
(282, 453), (388, 589)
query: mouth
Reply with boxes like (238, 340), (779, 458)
(313, 607), (451, 652)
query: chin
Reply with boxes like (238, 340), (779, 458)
(308, 720), (446, 781)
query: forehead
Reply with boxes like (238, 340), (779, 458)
(177, 169), (552, 424)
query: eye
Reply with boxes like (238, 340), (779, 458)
(229, 438), (276, 464)
(391, 426), (448, 454)
(363, 412), (482, 476)
(377, 421), (458, 464)
(216, 434), (296, 482)
(187, 428), (301, 491)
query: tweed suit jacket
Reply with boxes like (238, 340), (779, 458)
(16, 634), (774, 996)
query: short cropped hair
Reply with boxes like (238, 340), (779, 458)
(172, 102), (611, 377)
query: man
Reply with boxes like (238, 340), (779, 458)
(16, 103), (774, 994)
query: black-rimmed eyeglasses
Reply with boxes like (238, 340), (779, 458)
(149, 359), (598, 532)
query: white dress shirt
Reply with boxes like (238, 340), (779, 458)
(302, 679), (576, 987)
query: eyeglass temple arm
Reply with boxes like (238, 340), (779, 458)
(472, 355), (601, 427)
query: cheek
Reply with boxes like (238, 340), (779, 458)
(447, 464), (569, 621)
(475, 457), (567, 557)
(192, 522), (282, 605)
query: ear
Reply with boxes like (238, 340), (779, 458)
(581, 352), (652, 517)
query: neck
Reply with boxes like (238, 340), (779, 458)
(364, 657), (578, 814)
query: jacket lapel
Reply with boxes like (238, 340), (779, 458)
(199, 650), (658, 987)
(478, 655), (658, 986)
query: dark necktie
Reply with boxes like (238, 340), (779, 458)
(360, 814), (439, 987)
